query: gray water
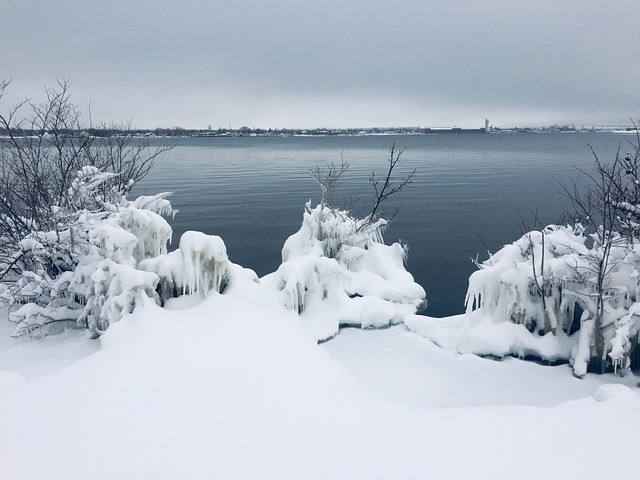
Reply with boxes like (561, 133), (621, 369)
(135, 132), (633, 317)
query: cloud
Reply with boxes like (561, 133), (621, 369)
(1, 0), (638, 128)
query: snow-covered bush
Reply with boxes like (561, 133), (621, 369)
(0, 79), (175, 338)
(465, 225), (587, 336)
(265, 201), (426, 341)
(448, 224), (640, 377)
(4, 167), (175, 338)
(263, 148), (424, 341)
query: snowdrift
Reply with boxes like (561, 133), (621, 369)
(1, 284), (640, 480)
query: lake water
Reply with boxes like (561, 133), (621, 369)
(134, 132), (633, 317)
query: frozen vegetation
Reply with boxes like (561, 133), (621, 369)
(409, 224), (638, 377)
(264, 201), (426, 340)
(3, 167), (176, 339)
(3, 175), (426, 344)
(1, 82), (640, 479)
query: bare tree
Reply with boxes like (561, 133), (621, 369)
(366, 143), (416, 224)
(307, 145), (417, 257)
(309, 143), (416, 226)
(0, 79), (173, 290)
(309, 151), (349, 242)
(309, 150), (349, 210)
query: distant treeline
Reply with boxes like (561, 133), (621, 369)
(0, 126), (485, 138)
(1, 124), (632, 138)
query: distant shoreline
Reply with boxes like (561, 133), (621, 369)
(1, 125), (637, 139)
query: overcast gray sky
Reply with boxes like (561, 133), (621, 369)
(1, 0), (638, 129)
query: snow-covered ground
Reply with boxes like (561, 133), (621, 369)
(1, 291), (639, 480)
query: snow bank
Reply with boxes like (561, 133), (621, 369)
(2, 292), (640, 480)
(322, 325), (638, 409)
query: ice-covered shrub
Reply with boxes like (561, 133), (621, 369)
(140, 231), (237, 303)
(0, 78), (175, 338)
(448, 224), (640, 376)
(266, 201), (427, 341)
(465, 226), (587, 335)
(266, 147), (424, 341)
(3, 167), (175, 338)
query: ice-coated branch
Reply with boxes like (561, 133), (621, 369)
(309, 152), (349, 209)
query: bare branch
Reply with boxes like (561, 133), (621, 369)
(309, 150), (349, 208)
(367, 142), (415, 222)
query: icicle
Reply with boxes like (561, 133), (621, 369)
(175, 231), (229, 296)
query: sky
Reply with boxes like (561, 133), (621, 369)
(0, 0), (638, 130)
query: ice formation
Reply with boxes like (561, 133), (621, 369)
(265, 201), (427, 341)
(4, 168), (426, 344)
(418, 224), (640, 376)
(464, 226), (587, 335)
(121, 193), (175, 262)
(140, 231), (240, 303)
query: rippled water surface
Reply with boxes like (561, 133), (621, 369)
(135, 133), (632, 317)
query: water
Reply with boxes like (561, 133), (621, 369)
(134, 132), (633, 317)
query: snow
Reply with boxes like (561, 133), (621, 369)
(322, 324), (635, 409)
(140, 231), (233, 300)
(3, 172), (177, 338)
(0, 306), (99, 383)
(265, 202), (426, 341)
(408, 314), (577, 361)
(1, 295), (639, 480)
